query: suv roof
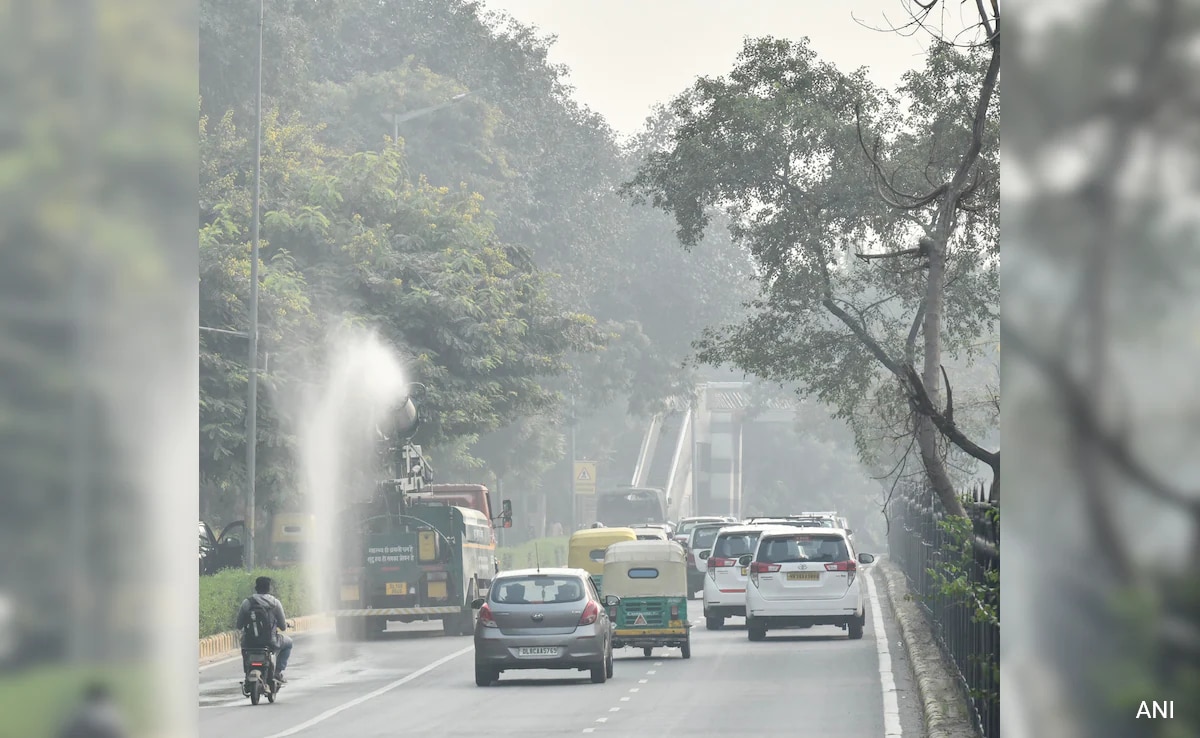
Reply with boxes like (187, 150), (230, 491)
(758, 526), (848, 540)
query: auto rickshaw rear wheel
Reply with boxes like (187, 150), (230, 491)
(681, 638), (691, 659)
(643, 646), (653, 658)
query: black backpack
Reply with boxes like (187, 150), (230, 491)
(241, 594), (276, 648)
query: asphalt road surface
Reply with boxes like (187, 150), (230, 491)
(200, 568), (924, 737)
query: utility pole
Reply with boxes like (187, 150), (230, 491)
(568, 394), (576, 531)
(244, 0), (264, 571)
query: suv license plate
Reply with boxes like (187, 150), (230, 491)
(385, 582), (408, 595)
(787, 572), (819, 581)
(517, 647), (558, 657)
(740, 566), (747, 576)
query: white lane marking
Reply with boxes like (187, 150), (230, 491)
(595, 717), (608, 724)
(262, 646), (472, 738)
(654, 661), (663, 666)
(646, 670), (656, 674)
(583, 729), (595, 734)
(620, 697), (630, 702)
(865, 572), (904, 737)
(638, 679), (648, 684)
(610, 707), (620, 712)
(629, 688), (639, 693)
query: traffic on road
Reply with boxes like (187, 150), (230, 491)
(202, 511), (924, 737)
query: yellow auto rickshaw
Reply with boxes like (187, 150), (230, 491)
(269, 513), (315, 568)
(567, 527), (638, 594)
(603, 539), (691, 659)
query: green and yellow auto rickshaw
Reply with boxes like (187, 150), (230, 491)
(603, 539), (691, 659)
(567, 527), (638, 595)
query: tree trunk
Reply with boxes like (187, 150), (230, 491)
(918, 228), (968, 519)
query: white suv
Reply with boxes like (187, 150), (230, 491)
(743, 527), (875, 641)
(701, 524), (772, 630)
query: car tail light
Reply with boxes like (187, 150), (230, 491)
(670, 604), (679, 620)
(250, 661), (263, 667)
(579, 600), (601, 626)
(708, 557), (734, 568)
(687, 551), (696, 568)
(478, 603), (498, 628)
(608, 606), (617, 619)
(826, 559), (857, 584)
(748, 560), (779, 587)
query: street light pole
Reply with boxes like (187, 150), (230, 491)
(245, 0), (264, 571)
(384, 91), (477, 143)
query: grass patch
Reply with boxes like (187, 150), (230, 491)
(0, 665), (149, 738)
(199, 567), (314, 639)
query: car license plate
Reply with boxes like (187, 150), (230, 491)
(385, 582), (408, 595)
(740, 566), (747, 576)
(517, 647), (558, 657)
(787, 572), (819, 581)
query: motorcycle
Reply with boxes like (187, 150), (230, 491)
(241, 620), (294, 705)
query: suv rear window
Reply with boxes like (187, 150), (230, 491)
(756, 534), (849, 564)
(492, 576), (585, 604)
(712, 532), (761, 558)
(691, 526), (724, 549)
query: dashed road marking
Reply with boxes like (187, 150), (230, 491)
(596, 717), (608, 724)
(261, 646), (472, 738)
(638, 679), (648, 684)
(865, 571), (904, 737)
(620, 697), (630, 702)
(582, 729), (595, 734)
(629, 688), (639, 692)
(647, 670), (656, 674)
(654, 661), (663, 666)
(610, 707), (620, 712)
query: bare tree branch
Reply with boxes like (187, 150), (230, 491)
(854, 104), (949, 209)
(905, 300), (926, 365)
(1005, 328), (1200, 515)
(903, 363), (999, 469)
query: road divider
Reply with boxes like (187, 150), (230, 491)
(199, 613), (332, 664)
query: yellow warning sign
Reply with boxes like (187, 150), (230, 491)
(573, 461), (597, 496)
(632, 613), (647, 626)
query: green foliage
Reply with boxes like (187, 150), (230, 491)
(0, 666), (150, 738)
(925, 511), (999, 706)
(199, 567), (313, 639)
(622, 36), (998, 480)
(198, 0), (758, 524)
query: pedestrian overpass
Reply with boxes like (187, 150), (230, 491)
(625, 382), (797, 521)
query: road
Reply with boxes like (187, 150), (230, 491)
(200, 569), (924, 737)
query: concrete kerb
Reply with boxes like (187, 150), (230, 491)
(876, 557), (980, 738)
(199, 613), (333, 665)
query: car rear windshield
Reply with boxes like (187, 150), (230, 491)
(492, 576), (585, 605)
(757, 535), (849, 564)
(692, 525), (726, 549)
(712, 532), (761, 558)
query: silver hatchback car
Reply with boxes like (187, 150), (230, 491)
(472, 567), (617, 686)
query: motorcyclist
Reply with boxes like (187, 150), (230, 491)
(236, 576), (293, 683)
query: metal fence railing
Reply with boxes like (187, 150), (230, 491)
(888, 481), (999, 738)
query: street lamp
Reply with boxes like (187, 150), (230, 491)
(382, 90), (479, 142)
(245, 0), (265, 571)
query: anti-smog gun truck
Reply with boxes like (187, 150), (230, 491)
(332, 392), (513, 640)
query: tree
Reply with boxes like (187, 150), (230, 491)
(199, 107), (605, 517)
(622, 28), (999, 518)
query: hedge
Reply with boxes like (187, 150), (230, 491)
(199, 567), (314, 639)
(497, 537), (569, 571)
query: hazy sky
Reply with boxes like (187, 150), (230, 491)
(479, 0), (965, 136)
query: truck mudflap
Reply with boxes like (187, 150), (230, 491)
(333, 606), (462, 616)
